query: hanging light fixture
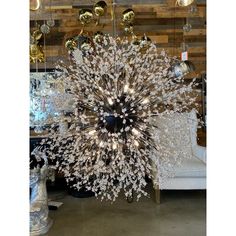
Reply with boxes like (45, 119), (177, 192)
(176, 0), (194, 7)
(94, 1), (107, 17)
(94, 31), (104, 42)
(94, 1), (107, 25)
(172, 60), (195, 77)
(79, 9), (94, 25)
(122, 9), (135, 25)
(65, 38), (78, 51)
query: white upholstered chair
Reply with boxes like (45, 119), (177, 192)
(151, 110), (206, 203)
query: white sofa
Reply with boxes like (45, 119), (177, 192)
(151, 110), (206, 203)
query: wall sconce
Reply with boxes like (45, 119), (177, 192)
(65, 38), (78, 51)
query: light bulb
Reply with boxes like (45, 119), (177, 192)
(124, 84), (129, 93)
(88, 129), (96, 135)
(112, 142), (117, 150)
(107, 97), (114, 105)
(134, 140), (139, 147)
(141, 98), (149, 104)
(132, 128), (140, 136)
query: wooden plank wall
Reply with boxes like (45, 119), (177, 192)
(30, 0), (206, 74)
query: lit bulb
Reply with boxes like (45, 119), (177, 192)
(107, 97), (114, 105)
(88, 129), (96, 135)
(134, 140), (139, 147)
(98, 86), (103, 92)
(132, 128), (140, 136)
(112, 142), (117, 149)
(124, 84), (129, 93)
(129, 88), (134, 94)
(141, 98), (149, 104)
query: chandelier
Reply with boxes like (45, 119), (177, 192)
(31, 2), (200, 201)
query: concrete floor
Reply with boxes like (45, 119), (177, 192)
(45, 186), (206, 236)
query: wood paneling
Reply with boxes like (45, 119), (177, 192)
(30, 0), (206, 81)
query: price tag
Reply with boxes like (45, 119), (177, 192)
(181, 51), (188, 61)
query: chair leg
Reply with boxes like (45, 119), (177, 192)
(154, 185), (161, 204)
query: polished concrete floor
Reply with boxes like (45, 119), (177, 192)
(45, 186), (206, 236)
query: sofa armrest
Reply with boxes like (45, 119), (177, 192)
(192, 145), (206, 164)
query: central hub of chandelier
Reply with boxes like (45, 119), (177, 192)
(99, 94), (139, 134)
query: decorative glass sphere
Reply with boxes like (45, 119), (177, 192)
(94, 1), (107, 17)
(40, 24), (50, 34)
(46, 19), (55, 27)
(189, 5), (198, 14)
(183, 23), (192, 32)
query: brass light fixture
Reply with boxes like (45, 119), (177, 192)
(79, 9), (94, 25)
(140, 36), (152, 48)
(122, 9), (135, 25)
(30, 29), (45, 63)
(94, 31), (104, 42)
(176, 0), (194, 7)
(65, 38), (78, 51)
(94, 1), (107, 17)
(121, 8), (137, 42)
(74, 35), (92, 52)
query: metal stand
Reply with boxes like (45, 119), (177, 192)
(153, 185), (161, 204)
